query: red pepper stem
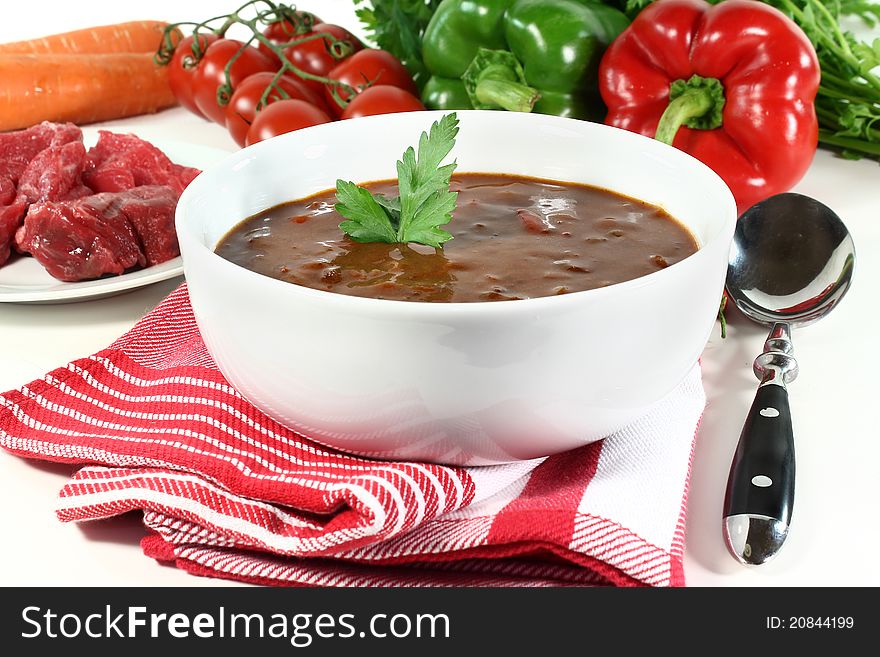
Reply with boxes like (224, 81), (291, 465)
(655, 88), (714, 145)
(475, 78), (539, 113)
(654, 75), (726, 146)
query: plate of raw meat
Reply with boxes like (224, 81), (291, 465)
(0, 122), (231, 303)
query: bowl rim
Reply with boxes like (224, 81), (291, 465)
(176, 110), (737, 315)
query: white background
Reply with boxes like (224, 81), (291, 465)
(0, 0), (878, 587)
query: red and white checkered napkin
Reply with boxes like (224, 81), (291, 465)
(0, 285), (705, 587)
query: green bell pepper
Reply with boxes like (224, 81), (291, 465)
(420, 0), (629, 119)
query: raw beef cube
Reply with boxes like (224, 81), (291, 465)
(15, 184), (179, 281)
(112, 186), (180, 266)
(0, 201), (27, 264)
(63, 184), (94, 201)
(77, 186), (180, 266)
(172, 163), (200, 190)
(0, 178), (14, 205)
(15, 141), (87, 205)
(83, 131), (201, 195)
(0, 121), (82, 186)
(16, 199), (145, 282)
(0, 141), (88, 264)
(0, 122), (83, 265)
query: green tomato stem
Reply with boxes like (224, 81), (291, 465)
(257, 68), (292, 111)
(157, 0), (359, 107)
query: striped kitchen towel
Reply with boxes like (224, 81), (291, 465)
(0, 285), (704, 587)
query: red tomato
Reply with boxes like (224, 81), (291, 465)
(245, 99), (333, 146)
(192, 39), (276, 124)
(325, 49), (417, 117)
(283, 23), (363, 95)
(258, 12), (323, 64)
(168, 33), (218, 118)
(225, 72), (328, 147)
(341, 85), (425, 120)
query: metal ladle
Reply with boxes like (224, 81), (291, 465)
(723, 192), (855, 565)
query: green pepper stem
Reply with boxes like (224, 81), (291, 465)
(655, 75), (726, 145)
(474, 78), (539, 113)
(462, 48), (538, 113)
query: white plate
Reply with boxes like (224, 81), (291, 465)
(0, 129), (232, 304)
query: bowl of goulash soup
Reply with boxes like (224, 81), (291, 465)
(176, 111), (736, 464)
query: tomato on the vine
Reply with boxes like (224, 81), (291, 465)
(324, 49), (418, 117)
(245, 99), (332, 146)
(258, 12), (322, 65)
(192, 39), (276, 124)
(167, 33), (219, 118)
(283, 23), (363, 95)
(225, 72), (329, 147)
(341, 85), (425, 120)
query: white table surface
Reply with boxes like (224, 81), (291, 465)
(1, 0), (877, 587)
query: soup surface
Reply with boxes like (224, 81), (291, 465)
(216, 174), (698, 302)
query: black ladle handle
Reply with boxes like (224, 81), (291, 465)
(723, 322), (798, 565)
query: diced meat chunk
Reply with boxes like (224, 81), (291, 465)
(1, 123), (190, 276)
(172, 164), (200, 189)
(16, 199), (145, 282)
(0, 121), (82, 187)
(0, 201), (28, 262)
(111, 186), (180, 266)
(0, 178), (14, 205)
(83, 131), (200, 195)
(1, 141), (88, 263)
(517, 208), (553, 234)
(0, 122), (84, 265)
(15, 186), (179, 281)
(15, 141), (87, 205)
(74, 186), (180, 267)
(63, 184), (94, 201)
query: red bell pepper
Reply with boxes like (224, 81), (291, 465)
(599, 0), (820, 211)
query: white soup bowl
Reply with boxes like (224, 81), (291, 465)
(176, 110), (736, 465)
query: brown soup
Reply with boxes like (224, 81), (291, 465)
(216, 174), (698, 303)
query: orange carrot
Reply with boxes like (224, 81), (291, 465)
(0, 21), (172, 55)
(0, 53), (177, 131)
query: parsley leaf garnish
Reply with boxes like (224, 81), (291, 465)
(335, 112), (459, 249)
(335, 181), (399, 243)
